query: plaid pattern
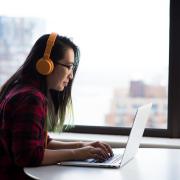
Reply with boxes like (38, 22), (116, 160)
(0, 81), (51, 179)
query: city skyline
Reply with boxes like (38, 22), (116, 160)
(0, 12), (169, 128)
(105, 80), (167, 128)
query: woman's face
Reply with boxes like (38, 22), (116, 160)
(47, 48), (75, 91)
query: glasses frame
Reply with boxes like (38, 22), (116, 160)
(55, 62), (76, 71)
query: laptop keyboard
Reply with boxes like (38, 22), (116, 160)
(87, 154), (123, 164)
(109, 154), (123, 164)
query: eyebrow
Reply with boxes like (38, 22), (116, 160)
(60, 59), (74, 65)
(67, 62), (74, 65)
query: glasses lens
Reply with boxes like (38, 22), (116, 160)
(55, 62), (76, 71)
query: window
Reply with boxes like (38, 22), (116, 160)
(0, 0), (180, 137)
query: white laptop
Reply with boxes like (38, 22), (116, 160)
(60, 103), (152, 168)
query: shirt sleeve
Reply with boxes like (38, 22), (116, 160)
(11, 93), (46, 167)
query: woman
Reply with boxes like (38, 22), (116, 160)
(0, 32), (113, 179)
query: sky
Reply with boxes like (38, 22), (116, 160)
(0, 0), (169, 87)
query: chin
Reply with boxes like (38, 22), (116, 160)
(58, 86), (64, 91)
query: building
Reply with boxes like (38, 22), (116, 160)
(0, 16), (46, 85)
(105, 81), (167, 129)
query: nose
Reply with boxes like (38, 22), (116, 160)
(69, 70), (73, 79)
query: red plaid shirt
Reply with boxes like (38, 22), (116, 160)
(0, 79), (52, 179)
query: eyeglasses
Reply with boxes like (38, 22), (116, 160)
(55, 62), (76, 71)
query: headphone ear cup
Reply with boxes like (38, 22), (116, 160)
(36, 58), (54, 75)
(49, 59), (54, 73)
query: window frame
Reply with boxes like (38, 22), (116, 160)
(64, 0), (180, 138)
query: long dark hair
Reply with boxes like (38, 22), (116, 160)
(0, 33), (80, 131)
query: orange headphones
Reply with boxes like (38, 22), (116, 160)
(36, 32), (58, 75)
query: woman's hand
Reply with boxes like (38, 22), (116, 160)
(80, 141), (113, 159)
(82, 141), (113, 157)
(73, 145), (111, 161)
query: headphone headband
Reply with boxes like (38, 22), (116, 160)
(44, 32), (57, 59)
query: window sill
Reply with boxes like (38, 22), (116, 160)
(49, 132), (180, 149)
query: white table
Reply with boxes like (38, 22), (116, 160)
(24, 148), (180, 180)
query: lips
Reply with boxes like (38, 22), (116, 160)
(63, 82), (68, 86)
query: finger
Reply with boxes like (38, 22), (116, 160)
(90, 146), (106, 156)
(94, 142), (110, 158)
(103, 143), (114, 156)
(92, 154), (105, 161)
(98, 143), (110, 158)
(91, 147), (106, 160)
(95, 148), (108, 160)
